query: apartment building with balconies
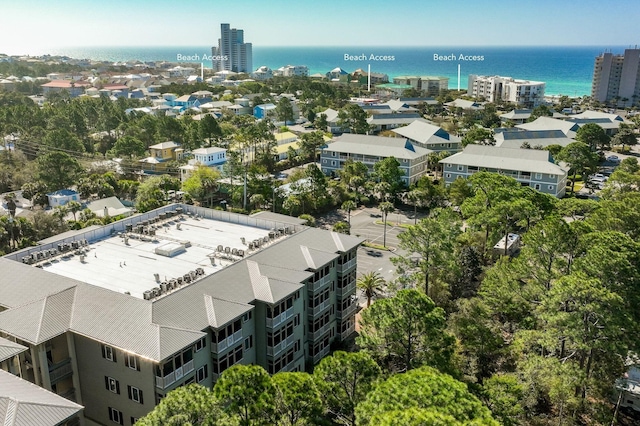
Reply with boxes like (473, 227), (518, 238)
(0, 205), (362, 426)
(592, 48), (640, 107)
(468, 75), (545, 108)
(440, 144), (567, 197)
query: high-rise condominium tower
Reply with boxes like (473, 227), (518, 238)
(211, 23), (253, 73)
(592, 48), (640, 107)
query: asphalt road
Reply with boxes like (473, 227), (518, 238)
(326, 206), (419, 307)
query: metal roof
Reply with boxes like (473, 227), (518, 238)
(0, 337), (26, 363)
(0, 369), (82, 426)
(440, 144), (567, 175)
(392, 119), (460, 145)
(325, 134), (431, 159)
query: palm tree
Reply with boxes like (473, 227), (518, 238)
(357, 271), (385, 307)
(403, 188), (426, 224)
(67, 200), (83, 222)
(379, 201), (395, 248)
(341, 200), (357, 225)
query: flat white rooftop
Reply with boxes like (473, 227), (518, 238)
(23, 208), (294, 299)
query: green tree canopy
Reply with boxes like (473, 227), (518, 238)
(357, 289), (456, 374)
(575, 122), (609, 150)
(35, 151), (83, 191)
(355, 366), (499, 425)
(313, 351), (381, 426)
(136, 384), (224, 426)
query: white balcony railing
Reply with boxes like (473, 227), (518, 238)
(155, 360), (195, 389)
(337, 258), (356, 273)
(266, 306), (295, 329)
(337, 281), (356, 298)
(308, 275), (332, 292)
(309, 299), (332, 317)
(211, 330), (243, 354)
(266, 334), (295, 357)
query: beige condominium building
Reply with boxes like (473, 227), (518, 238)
(0, 205), (362, 425)
(591, 48), (640, 107)
(468, 75), (545, 108)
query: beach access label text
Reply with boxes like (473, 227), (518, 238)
(344, 54), (395, 61)
(177, 54), (228, 62)
(434, 53), (484, 61)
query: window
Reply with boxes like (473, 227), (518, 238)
(102, 344), (116, 362)
(128, 385), (144, 404)
(446, 173), (451, 178)
(243, 311), (252, 322)
(457, 165), (464, 171)
(105, 376), (120, 394)
(548, 185), (554, 190)
(331, 151), (336, 157)
(131, 418), (139, 425)
(331, 160), (336, 166)
(196, 365), (208, 383)
(244, 336), (253, 350)
(535, 173), (542, 180)
(108, 407), (123, 425)
(125, 354), (139, 371)
(194, 337), (206, 353)
(534, 184), (541, 190)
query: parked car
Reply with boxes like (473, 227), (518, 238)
(607, 155), (621, 164)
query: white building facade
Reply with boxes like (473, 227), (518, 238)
(468, 75), (545, 108)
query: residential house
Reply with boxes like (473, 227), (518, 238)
(41, 80), (91, 98)
(320, 133), (430, 185)
(439, 144), (568, 197)
(179, 147), (228, 182)
(254, 103), (276, 119)
(86, 197), (134, 218)
(516, 116), (581, 139)
(47, 189), (80, 208)
(139, 141), (183, 174)
(391, 119), (462, 152)
(0, 204), (361, 425)
(318, 108), (341, 134)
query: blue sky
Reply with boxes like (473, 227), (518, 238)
(2, 0), (638, 54)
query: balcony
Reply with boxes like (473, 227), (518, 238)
(312, 345), (331, 364)
(337, 281), (356, 298)
(211, 330), (243, 354)
(341, 323), (356, 340)
(155, 359), (194, 389)
(308, 275), (332, 292)
(338, 301), (358, 320)
(60, 387), (77, 403)
(267, 334), (295, 357)
(309, 323), (333, 341)
(266, 306), (295, 329)
(49, 358), (72, 384)
(309, 299), (332, 318)
(337, 258), (356, 274)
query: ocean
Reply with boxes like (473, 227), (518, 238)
(41, 45), (626, 96)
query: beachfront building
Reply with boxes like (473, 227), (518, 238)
(0, 205), (361, 425)
(211, 23), (253, 73)
(274, 65), (309, 77)
(41, 80), (92, 98)
(591, 48), (640, 107)
(391, 119), (462, 152)
(320, 133), (430, 185)
(468, 75), (545, 108)
(393, 76), (448, 96)
(440, 144), (567, 197)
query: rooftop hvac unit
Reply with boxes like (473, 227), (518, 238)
(183, 274), (191, 283)
(176, 223), (181, 230)
(143, 291), (152, 300)
(189, 270), (197, 280)
(224, 246), (231, 254)
(152, 287), (161, 297)
(231, 248), (238, 256)
(248, 242), (255, 250)
(176, 276), (183, 285)
(154, 273), (160, 283)
(238, 250), (245, 257)
(169, 279), (178, 289)
(269, 231), (276, 239)
(72, 241), (79, 249)
(196, 267), (205, 275)
(263, 236), (269, 244)
(241, 237), (246, 245)
(217, 245), (223, 252)
(79, 255), (86, 263)
(160, 282), (170, 292)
